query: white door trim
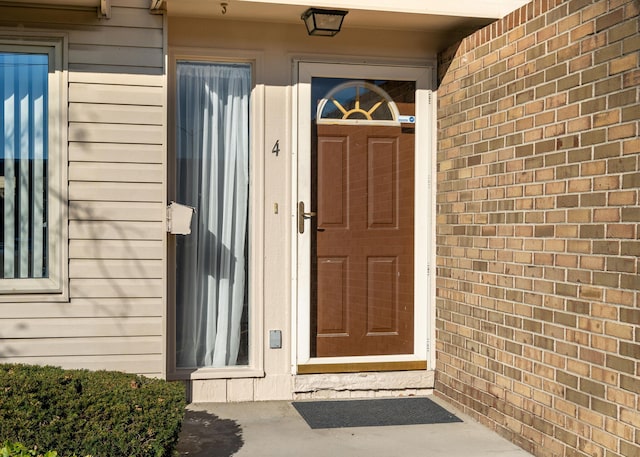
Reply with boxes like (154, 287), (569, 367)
(292, 61), (435, 371)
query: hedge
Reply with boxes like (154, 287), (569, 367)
(0, 364), (186, 457)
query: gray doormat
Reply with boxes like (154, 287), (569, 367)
(292, 397), (462, 429)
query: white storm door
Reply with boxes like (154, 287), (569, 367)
(295, 62), (434, 370)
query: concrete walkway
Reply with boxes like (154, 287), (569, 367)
(177, 395), (535, 457)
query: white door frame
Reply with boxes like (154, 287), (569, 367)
(292, 61), (435, 371)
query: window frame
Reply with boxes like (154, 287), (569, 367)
(0, 32), (68, 301)
(167, 48), (265, 380)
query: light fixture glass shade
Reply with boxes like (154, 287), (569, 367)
(301, 8), (348, 36)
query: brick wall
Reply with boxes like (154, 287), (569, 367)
(435, 1), (639, 456)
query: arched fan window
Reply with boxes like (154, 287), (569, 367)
(316, 80), (400, 126)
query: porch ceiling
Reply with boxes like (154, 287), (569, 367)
(166, 0), (529, 33)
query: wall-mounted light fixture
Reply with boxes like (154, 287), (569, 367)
(301, 8), (348, 36)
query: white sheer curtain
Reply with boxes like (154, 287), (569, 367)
(175, 62), (251, 368)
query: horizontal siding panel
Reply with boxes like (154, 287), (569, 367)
(69, 44), (163, 68)
(68, 71), (162, 87)
(69, 221), (164, 240)
(69, 103), (163, 125)
(70, 278), (163, 298)
(69, 182), (162, 202)
(0, 317), (162, 338)
(69, 143), (162, 164)
(69, 201), (164, 222)
(0, 298), (163, 318)
(2, 336), (161, 357)
(0, 6), (162, 29)
(68, 27), (163, 49)
(69, 162), (163, 183)
(104, 5), (163, 28)
(2, 355), (163, 375)
(69, 123), (163, 144)
(69, 83), (163, 106)
(70, 259), (163, 279)
(69, 240), (163, 260)
(69, 63), (163, 76)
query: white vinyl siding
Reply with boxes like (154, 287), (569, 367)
(0, 2), (166, 377)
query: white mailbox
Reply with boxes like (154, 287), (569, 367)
(167, 202), (195, 235)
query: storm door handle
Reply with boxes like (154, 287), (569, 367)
(298, 201), (317, 234)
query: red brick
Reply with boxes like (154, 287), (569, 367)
(596, 8), (625, 32)
(570, 22), (595, 42)
(607, 224), (636, 239)
(567, 116), (592, 133)
(610, 53), (639, 75)
(581, 160), (606, 176)
(609, 123), (637, 140)
(557, 12), (581, 33)
(608, 17), (638, 43)
(593, 109), (621, 127)
(609, 191), (637, 206)
(622, 138), (640, 154)
(594, 176), (620, 191)
(595, 42), (623, 65)
(594, 208), (619, 222)
(557, 105), (579, 121)
(582, 0), (608, 21)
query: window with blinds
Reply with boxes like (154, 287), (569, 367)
(1, 52), (49, 280)
(0, 37), (66, 298)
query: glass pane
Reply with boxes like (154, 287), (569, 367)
(0, 52), (49, 279)
(312, 78), (415, 123)
(175, 62), (251, 368)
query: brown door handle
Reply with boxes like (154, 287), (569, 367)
(298, 201), (316, 234)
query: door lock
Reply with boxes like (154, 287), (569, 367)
(298, 201), (316, 234)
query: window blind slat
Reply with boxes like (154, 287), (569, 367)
(19, 61), (30, 278)
(32, 69), (45, 278)
(3, 54), (16, 278)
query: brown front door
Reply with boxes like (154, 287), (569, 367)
(311, 122), (415, 357)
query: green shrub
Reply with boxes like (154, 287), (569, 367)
(0, 441), (64, 457)
(0, 364), (185, 457)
